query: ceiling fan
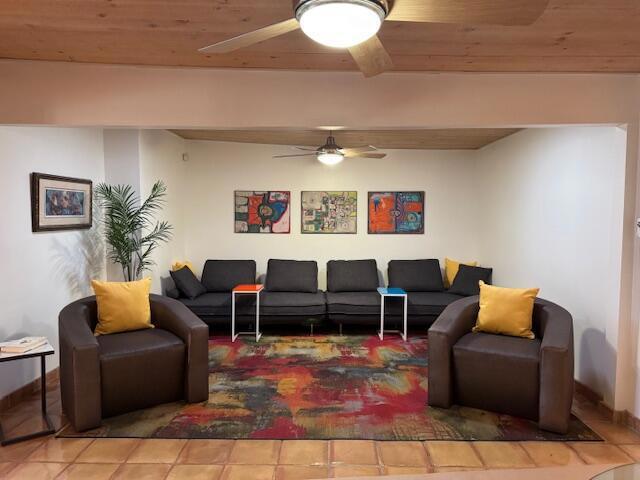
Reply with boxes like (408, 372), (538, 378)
(272, 132), (387, 165)
(198, 0), (550, 77)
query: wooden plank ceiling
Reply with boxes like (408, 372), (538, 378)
(0, 0), (639, 73)
(170, 128), (521, 150)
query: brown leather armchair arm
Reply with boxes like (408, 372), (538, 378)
(536, 299), (574, 434)
(428, 296), (479, 408)
(150, 294), (209, 403)
(58, 297), (102, 432)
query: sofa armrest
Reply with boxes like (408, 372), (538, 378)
(428, 296), (479, 408)
(537, 299), (574, 433)
(58, 297), (102, 432)
(150, 294), (209, 403)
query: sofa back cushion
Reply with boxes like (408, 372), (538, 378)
(201, 260), (256, 292)
(327, 259), (379, 292)
(388, 259), (444, 292)
(266, 259), (318, 293)
(448, 264), (493, 296)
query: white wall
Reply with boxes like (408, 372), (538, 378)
(139, 130), (188, 294)
(476, 127), (627, 406)
(0, 126), (105, 397)
(183, 141), (481, 289)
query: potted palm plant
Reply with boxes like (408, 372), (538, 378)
(95, 180), (172, 281)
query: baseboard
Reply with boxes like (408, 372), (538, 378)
(0, 367), (59, 413)
(574, 379), (640, 434)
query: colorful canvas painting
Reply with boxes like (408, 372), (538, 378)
(368, 191), (425, 234)
(45, 189), (85, 217)
(301, 191), (357, 234)
(234, 191), (290, 233)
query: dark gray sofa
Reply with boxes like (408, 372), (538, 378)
(260, 259), (326, 325)
(386, 259), (465, 327)
(326, 259), (382, 326)
(169, 260), (258, 325)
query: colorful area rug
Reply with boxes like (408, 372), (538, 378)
(59, 335), (600, 441)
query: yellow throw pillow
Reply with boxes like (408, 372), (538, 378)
(172, 261), (194, 273)
(91, 278), (153, 336)
(473, 281), (539, 339)
(444, 257), (478, 288)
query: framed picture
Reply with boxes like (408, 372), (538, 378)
(234, 190), (290, 233)
(301, 191), (357, 234)
(30, 173), (93, 232)
(368, 191), (425, 234)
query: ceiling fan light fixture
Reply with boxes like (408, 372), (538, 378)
(317, 152), (344, 165)
(296, 0), (386, 49)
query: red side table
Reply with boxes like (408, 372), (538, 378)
(232, 284), (264, 342)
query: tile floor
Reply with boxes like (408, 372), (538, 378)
(0, 383), (636, 479)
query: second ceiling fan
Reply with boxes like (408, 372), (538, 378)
(199, 0), (550, 77)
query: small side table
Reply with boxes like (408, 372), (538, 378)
(232, 284), (264, 342)
(0, 341), (56, 445)
(377, 287), (408, 341)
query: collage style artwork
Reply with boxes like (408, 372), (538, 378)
(234, 190), (424, 234)
(301, 191), (358, 234)
(368, 191), (425, 234)
(234, 191), (291, 233)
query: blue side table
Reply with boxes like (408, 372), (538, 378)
(377, 287), (408, 341)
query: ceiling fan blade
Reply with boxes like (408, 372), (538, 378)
(348, 35), (393, 78)
(272, 153), (316, 158)
(295, 147), (319, 152)
(199, 18), (299, 54)
(386, 0), (550, 26)
(345, 152), (387, 159)
(340, 146), (377, 156)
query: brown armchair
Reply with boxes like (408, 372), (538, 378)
(59, 294), (209, 432)
(428, 296), (574, 434)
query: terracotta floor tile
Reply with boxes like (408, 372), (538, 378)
(167, 464), (224, 480)
(425, 441), (482, 468)
(127, 439), (187, 464)
(112, 463), (172, 480)
(3, 462), (67, 480)
(228, 440), (280, 465)
(587, 421), (640, 444)
(27, 438), (92, 463)
(279, 440), (328, 465)
(330, 440), (378, 465)
(0, 437), (45, 462)
(76, 438), (141, 463)
(332, 465), (382, 477)
(220, 464), (275, 480)
(0, 462), (16, 477)
(434, 466), (485, 473)
(377, 441), (428, 467)
(619, 444), (640, 461)
(383, 465), (430, 475)
(177, 439), (235, 464)
(569, 442), (633, 464)
(473, 442), (535, 469)
(521, 441), (584, 467)
(275, 465), (329, 480)
(55, 463), (120, 480)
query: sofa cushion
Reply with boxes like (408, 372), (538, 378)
(448, 264), (493, 296)
(170, 266), (206, 300)
(260, 291), (326, 316)
(325, 291), (381, 315)
(453, 332), (541, 420)
(97, 328), (185, 417)
(388, 259), (444, 292)
(179, 292), (255, 317)
(327, 259), (379, 292)
(266, 259), (318, 293)
(201, 260), (256, 292)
